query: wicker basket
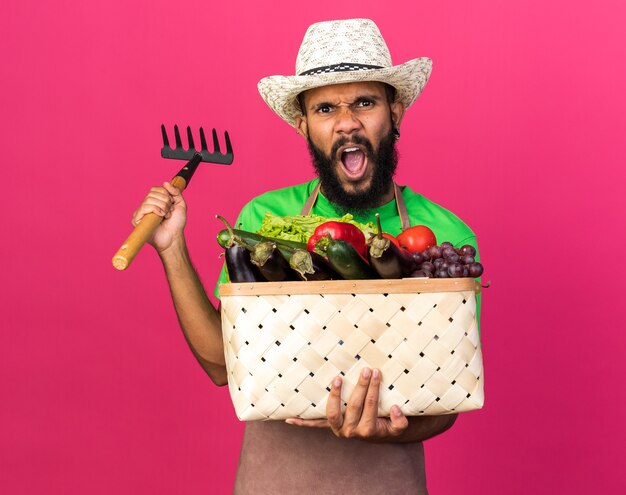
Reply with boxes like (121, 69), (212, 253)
(219, 278), (483, 421)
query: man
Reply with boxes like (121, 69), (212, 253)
(133, 18), (479, 494)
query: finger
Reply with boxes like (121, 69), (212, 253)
(285, 418), (330, 429)
(163, 181), (183, 198)
(141, 196), (171, 211)
(133, 186), (177, 222)
(343, 368), (372, 431)
(148, 185), (170, 196)
(133, 194), (171, 213)
(142, 187), (172, 206)
(387, 405), (409, 436)
(163, 182), (187, 209)
(131, 204), (167, 226)
(138, 189), (171, 210)
(360, 368), (381, 426)
(129, 186), (173, 226)
(325, 376), (344, 433)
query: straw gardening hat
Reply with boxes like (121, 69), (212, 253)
(258, 18), (432, 127)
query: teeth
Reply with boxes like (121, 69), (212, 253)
(343, 147), (359, 153)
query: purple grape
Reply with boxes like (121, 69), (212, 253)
(433, 258), (445, 270)
(468, 262), (484, 277)
(421, 261), (435, 273)
(421, 249), (431, 261)
(428, 245), (443, 260)
(440, 241), (454, 250)
(462, 266), (469, 277)
(460, 245), (476, 257)
(412, 252), (425, 265)
(446, 253), (460, 264)
(448, 262), (464, 278)
(435, 269), (450, 278)
(442, 247), (456, 259)
(461, 255), (475, 265)
(410, 270), (429, 278)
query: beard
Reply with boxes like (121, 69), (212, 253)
(306, 129), (398, 215)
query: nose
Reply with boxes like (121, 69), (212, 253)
(333, 106), (362, 135)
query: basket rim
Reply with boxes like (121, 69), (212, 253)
(218, 278), (481, 296)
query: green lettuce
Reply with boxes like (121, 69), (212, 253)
(257, 213), (375, 243)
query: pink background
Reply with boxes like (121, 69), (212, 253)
(2, 1), (625, 493)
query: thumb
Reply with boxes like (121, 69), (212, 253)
(163, 181), (181, 194)
(387, 405), (409, 436)
(163, 181), (185, 205)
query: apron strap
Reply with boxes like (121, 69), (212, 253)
(301, 181), (411, 231)
(394, 182), (411, 231)
(300, 182), (321, 216)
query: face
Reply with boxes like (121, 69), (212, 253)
(295, 81), (405, 211)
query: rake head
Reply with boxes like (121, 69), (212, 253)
(161, 124), (233, 165)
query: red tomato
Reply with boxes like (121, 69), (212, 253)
(396, 225), (437, 253)
(382, 233), (401, 248)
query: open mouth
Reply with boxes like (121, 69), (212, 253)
(339, 145), (368, 180)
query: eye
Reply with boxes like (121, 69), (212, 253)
(356, 98), (374, 108)
(315, 104), (333, 114)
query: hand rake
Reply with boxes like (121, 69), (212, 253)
(112, 125), (233, 270)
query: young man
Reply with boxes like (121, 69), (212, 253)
(134, 19), (478, 494)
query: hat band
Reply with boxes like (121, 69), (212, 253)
(298, 62), (384, 76)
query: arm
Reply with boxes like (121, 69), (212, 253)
(159, 241), (227, 385)
(132, 182), (227, 385)
(286, 367), (457, 443)
(394, 414), (457, 444)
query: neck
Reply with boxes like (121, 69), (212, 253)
(377, 183), (395, 206)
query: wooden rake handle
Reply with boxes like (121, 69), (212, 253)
(112, 154), (202, 271)
(112, 175), (188, 270)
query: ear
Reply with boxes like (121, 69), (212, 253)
(390, 99), (405, 130)
(294, 114), (309, 140)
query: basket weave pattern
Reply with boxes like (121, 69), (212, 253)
(220, 280), (483, 421)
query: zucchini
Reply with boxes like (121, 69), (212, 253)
(217, 227), (307, 252)
(326, 239), (378, 280)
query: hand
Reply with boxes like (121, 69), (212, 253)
(286, 368), (409, 441)
(131, 181), (187, 253)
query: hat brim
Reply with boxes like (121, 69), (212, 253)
(258, 57), (432, 127)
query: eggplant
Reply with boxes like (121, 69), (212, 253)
(288, 248), (341, 281)
(225, 245), (265, 282)
(217, 215), (266, 282)
(369, 214), (417, 279)
(250, 241), (298, 281)
(370, 239), (417, 278)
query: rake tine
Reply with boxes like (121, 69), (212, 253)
(224, 131), (233, 155)
(174, 125), (183, 149)
(161, 124), (170, 149)
(160, 124), (233, 164)
(199, 127), (208, 151)
(211, 128), (221, 154)
(186, 126), (195, 150)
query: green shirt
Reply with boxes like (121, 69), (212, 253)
(215, 179), (480, 299)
